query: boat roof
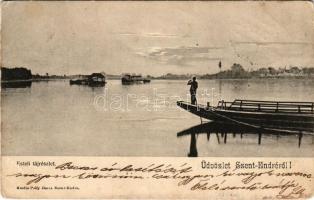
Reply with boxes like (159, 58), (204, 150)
(122, 73), (142, 76)
(89, 73), (105, 78)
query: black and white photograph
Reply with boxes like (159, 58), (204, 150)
(2, 1), (314, 158)
(2, 1), (314, 199)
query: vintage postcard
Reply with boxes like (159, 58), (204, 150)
(1, 1), (314, 199)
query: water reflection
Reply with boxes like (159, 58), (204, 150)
(188, 133), (198, 157)
(2, 79), (314, 156)
(1, 81), (32, 88)
(177, 121), (314, 157)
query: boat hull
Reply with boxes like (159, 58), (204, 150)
(177, 101), (314, 132)
(70, 79), (106, 87)
(121, 79), (151, 84)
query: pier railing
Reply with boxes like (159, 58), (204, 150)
(217, 99), (314, 113)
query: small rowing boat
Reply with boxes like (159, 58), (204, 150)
(177, 99), (314, 132)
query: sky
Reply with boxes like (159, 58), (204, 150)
(2, 1), (314, 76)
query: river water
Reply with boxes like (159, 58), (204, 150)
(2, 79), (314, 156)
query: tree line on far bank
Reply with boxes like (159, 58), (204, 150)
(1, 67), (68, 81)
(203, 64), (314, 79)
(157, 64), (314, 79)
(2, 64), (314, 81)
(1, 67), (32, 81)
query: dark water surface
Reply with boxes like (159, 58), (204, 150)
(2, 79), (314, 156)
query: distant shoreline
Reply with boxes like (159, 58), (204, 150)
(2, 65), (314, 82)
(2, 76), (314, 83)
(1, 78), (68, 83)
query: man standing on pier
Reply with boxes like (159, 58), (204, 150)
(187, 76), (198, 105)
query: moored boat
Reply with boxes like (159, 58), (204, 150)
(177, 99), (314, 132)
(121, 73), (151, 84)
(70, 73), (106, 87)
